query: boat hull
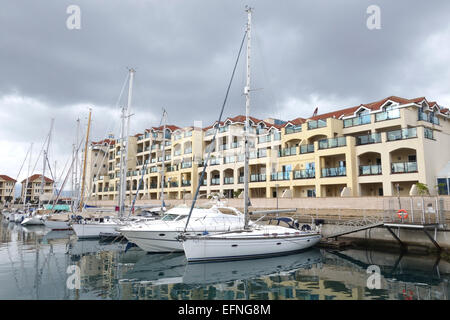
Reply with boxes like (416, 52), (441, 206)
(21, 216), (44, 225)
(183, 233), (321, 262)
(72, 223), (120, 239)
(120, 230), (184, 252)
(44, 219), (71, 230)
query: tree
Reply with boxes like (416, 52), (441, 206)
(416, 183), (430, 196)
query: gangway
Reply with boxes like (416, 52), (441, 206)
(326, 217), (384, 240)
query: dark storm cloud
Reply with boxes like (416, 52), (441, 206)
(1, 0), (450, 132)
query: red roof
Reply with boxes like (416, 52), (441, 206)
(92, 139), (115, 146)
(146, 125), (181, 132)
(308, 96), (445, 121)
(21, 174), (54, 184)
(0, 175), (16, 182)
(203, 115), (283, 131)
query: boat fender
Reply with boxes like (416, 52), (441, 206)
(203, 231), (209, 235)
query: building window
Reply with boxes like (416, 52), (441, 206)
(424, 128), (434, 140)
(437, 178), (449, 195)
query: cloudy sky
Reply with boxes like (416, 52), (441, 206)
(1, 0), (450, 187)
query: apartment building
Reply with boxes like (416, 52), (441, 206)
(20, 174), (54, 203)
(0, 175), (16, 203)
(89, 95), (450, 201)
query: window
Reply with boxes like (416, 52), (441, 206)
(437, 178), (449, 195)
(307, 189), (316, 198)
(424, 128), (434, 140)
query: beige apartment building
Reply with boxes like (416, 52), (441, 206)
(0, 175), (16, 204)
(20, 174), (54, 203)
(89, 95), (450, 202)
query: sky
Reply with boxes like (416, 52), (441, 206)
(1, 0), (450, 191)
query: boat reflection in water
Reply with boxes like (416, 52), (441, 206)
(183, 248), (322, 286)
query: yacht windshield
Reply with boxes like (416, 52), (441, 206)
(161, 214), (182, 221)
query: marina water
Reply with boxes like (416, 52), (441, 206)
(0, 216), (448, 300)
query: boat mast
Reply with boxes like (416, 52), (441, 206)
(79, 109), (92, 212)
(160, 109), (167, 209)
(119, 68), (135, 217)
(39, 119), (54, 209)
(22, 143), (33, 208)
(243, 6), (252, 230)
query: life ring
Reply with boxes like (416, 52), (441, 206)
(397, 209), (408, 219)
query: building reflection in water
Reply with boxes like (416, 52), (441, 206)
(1, 217), (448, 300)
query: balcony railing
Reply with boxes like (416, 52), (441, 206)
(300, 144), (314, 154)
(250, 173), (266, 182)
(375, 109), (400, 122)
(343, 114), (371, 128)
(386, 128), (417, 141)
(211, 178), (220, 185)
(307, 119), (327, 130)
(273, 132), (281, 141)
(258, 135), (271, 143)
(182, 180), (191, 187)
(321, 167), (346, 177)
(184, 148), (192, 154)
(418, 112), (440, 125)
(318, 137), (346, 150)
(391, 162), (417, 174)
(223, 177), (234, 185)
(271, 172), (291, 181)
(285, 125), (302, 134)
(356, 133), (381, 146)
(278, 146), (297, 157)
(181, 162), (192, 169)
(293, 169), (315, 179)
(359, 165), (382, 176)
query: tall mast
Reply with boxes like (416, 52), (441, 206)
(119, 68), (135, 217)
(39, 119), (54, 209)
(79, 109), (92, 211)
(160, 109), (167, 209)
(243, 6), (252, 229)
(22, 143), (33, 208)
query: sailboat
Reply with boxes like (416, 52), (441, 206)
(71, 69), (156, 239)
(181, 7), (321, 263)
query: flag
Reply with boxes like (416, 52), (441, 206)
(312, 107), (318, 117)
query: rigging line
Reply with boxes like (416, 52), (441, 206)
(184, 29), (247, 232)
(127, 110), (167, 217)
(83, 72), (130, 205)
(5, 143), (32, 201)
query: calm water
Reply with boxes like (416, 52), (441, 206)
(0, 216), (448, 300)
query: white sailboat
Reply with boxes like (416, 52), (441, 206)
(119, 201), (246, 252)
(181, 7), (321, 263)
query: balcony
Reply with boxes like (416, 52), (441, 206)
(218, 144), (228, 151)
(174, 150), (182, 156)
(391, 162), (417, 174)
(273, 132), (281, 141)
(182, 180), (191, 187)
(321, 167), (346, 177)
(181, 162), (192, 169)
(278, 146), (297, 157)
(258, 135), (271, 143)
(184, 131), (193, 138)
(293, 169), (315, 179)
(211, 178), (220, 186)
(307, 119), (327, 130)
(300, 144), (314, 154)
(359, 165), (382, 176)
(356, 133), (381, 146)
(250, 173), (266, 182)
(418, 112), (440, 125)
(343, 114), (371, 128)
(375, 109), (400, 122)
(223, 177), (234, 185)
(318, 137), (346, 150)
(386, 128), (417, 141)
(271, 172), (291, 181)
(184, 148), (192, 154)
(285, 125), (302, 134)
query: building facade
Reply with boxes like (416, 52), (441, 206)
(89, 96), (450, 201)
(20, 174), (55, 203)
(0, 175), (16, 204)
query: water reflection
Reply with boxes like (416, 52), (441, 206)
(0, 215), (448, 300)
